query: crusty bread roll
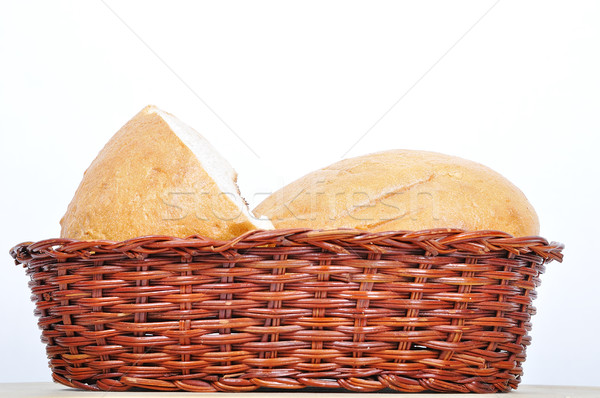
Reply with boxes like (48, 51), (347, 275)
(60, 105), (272, 241)
(254, 150), (539, 237)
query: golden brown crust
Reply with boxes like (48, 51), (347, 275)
(254, 150), (540, 237)
(60, 106), (262, 241)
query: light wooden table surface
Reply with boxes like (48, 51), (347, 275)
(0, 383), (598, 397)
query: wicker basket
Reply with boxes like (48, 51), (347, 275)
(10, 228), (563, 393)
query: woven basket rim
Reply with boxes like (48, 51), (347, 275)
(10, 228), (564, 265)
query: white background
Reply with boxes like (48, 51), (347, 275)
(1, 0), (599, 387)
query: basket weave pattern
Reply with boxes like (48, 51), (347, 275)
(11, 229), (563, 393)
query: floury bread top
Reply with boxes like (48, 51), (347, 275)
(60, 105), (272, 241)
(254, 149), (540, 237)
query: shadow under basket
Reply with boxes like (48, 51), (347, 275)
(10, 228), (564, 393)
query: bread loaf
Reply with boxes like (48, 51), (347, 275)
(254, 150), (539, 237)
(60, 105), (272, 241)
